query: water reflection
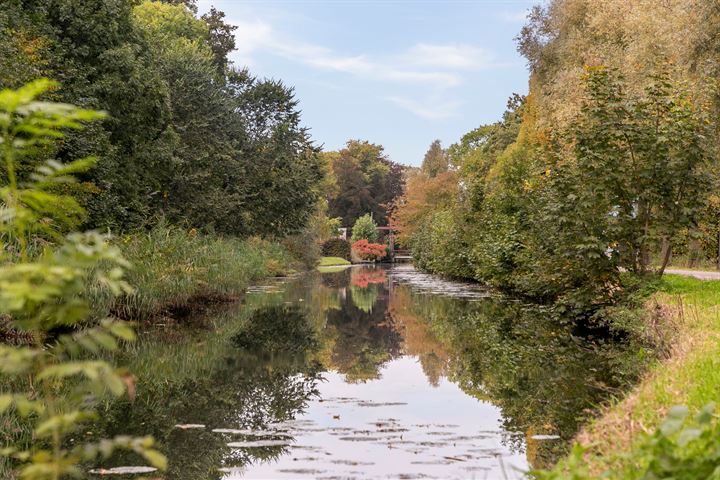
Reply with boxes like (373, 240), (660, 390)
(91, 265), (637, 478)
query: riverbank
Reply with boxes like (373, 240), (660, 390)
(92, 225), (302, 322)
(541, 274), (720, 478)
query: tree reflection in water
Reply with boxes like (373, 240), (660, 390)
(91, 265), (641, 476)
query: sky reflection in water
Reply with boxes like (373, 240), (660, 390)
(224, 265), (524, 479)
(97, 265), (631, 479)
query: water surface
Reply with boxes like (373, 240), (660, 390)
(93, 265), (634, 479)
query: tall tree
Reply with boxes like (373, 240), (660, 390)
(420, 139), (448, 178)
(327, 140), (404, 227)
(0, 0), (326, 238)
(201, 6), (237, 73)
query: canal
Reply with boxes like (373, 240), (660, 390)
(92, 265), (637, 479)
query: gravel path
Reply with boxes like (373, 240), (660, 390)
(664, 268), (720, 280)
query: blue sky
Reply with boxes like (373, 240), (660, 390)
(196, 0), (537, 166)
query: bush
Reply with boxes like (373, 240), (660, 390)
(282, 230), (322, 270)
(351, 214), (379, 242)
(322, 238), (351, 260)
(410, 209), (473, 278)
(352, 239), (387, 261)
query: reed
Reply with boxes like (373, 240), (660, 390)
(90, 224), (299, 321)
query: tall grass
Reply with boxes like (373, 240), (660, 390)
(90, 224), (299, 321)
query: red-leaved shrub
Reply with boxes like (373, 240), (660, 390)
(351, 239), (387, 261)
(351, 269), (386, 288)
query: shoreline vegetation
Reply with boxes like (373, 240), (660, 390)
(96, 224), (301, 322)
(537, 274), (720, 478)
(0, 224), (303, 344)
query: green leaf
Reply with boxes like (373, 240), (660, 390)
(677, 427), (702, 447)
(142, 449), (167, 470)
(0, 395), (12, 413)
(695, 402), (715, 425)
(660, 405), (689, 436)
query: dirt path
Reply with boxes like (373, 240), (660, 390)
(664, 268), (720, 280)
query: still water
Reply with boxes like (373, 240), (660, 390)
(93, 265), (634, 479)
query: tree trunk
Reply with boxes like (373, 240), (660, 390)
(687, 238), (701, 268)
(658, 238), (672, 277)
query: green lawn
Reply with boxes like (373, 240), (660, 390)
(318, 256), (351, 267)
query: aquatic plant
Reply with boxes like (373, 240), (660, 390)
(96, 224), (297, 321)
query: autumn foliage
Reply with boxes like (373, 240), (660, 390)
(351, 269), (387, 288)
(351, 239), (387, 261)
(389, 169), (458, 247)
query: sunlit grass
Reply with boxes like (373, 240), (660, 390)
(317, 256), (352, 272)
(553, 275), (720, 477)
(318, 256), (351, 267)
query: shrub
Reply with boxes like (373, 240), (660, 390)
(351, 214), (379, 243)
(282, 231), (321, 270)
(352, 239), (387, 261)
(0, 79), (165, 479)
(322, 238), (351, 260)
(410, 209), (473, 278)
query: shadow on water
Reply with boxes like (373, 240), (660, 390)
(89, 265), (642, 478)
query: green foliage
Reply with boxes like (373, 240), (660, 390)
(350, 213), (378, 243)
(1, 1), (325, 238)
(420, 139), (448, 178)
(0, 80), (164, 479)
(638, 403), (720, 479)
(534, 403), (720, 479)
(325, 216), (342, 238)
(326, 140), (405, 227)
(410, 209), (473, 279)
(406, 67), (711, 310)
(564, 67), (709, 275)
(321, 238), (351, 260)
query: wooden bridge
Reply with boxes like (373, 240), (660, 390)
(375, 227), (412, 262)
(393, 249), (412, 262)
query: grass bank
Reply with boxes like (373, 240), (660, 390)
(539, 274), (720, 478)
(90, 225), (301, 321)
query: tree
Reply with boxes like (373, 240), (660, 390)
(351, 213), (379, 243)
(562, 67), (710, 276)
(2, 0), (326, 238)
(389, 169), (458, 246)
(420, 139), (448, 178)
(201, 7), (237, 73)
(327, 140), (405, 227)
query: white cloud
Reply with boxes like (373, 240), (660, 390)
(403, 44), (494, 70)
(228, 18), (504, 118)
(229, 19), (466, 88)
(386, 96), (461, 120)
